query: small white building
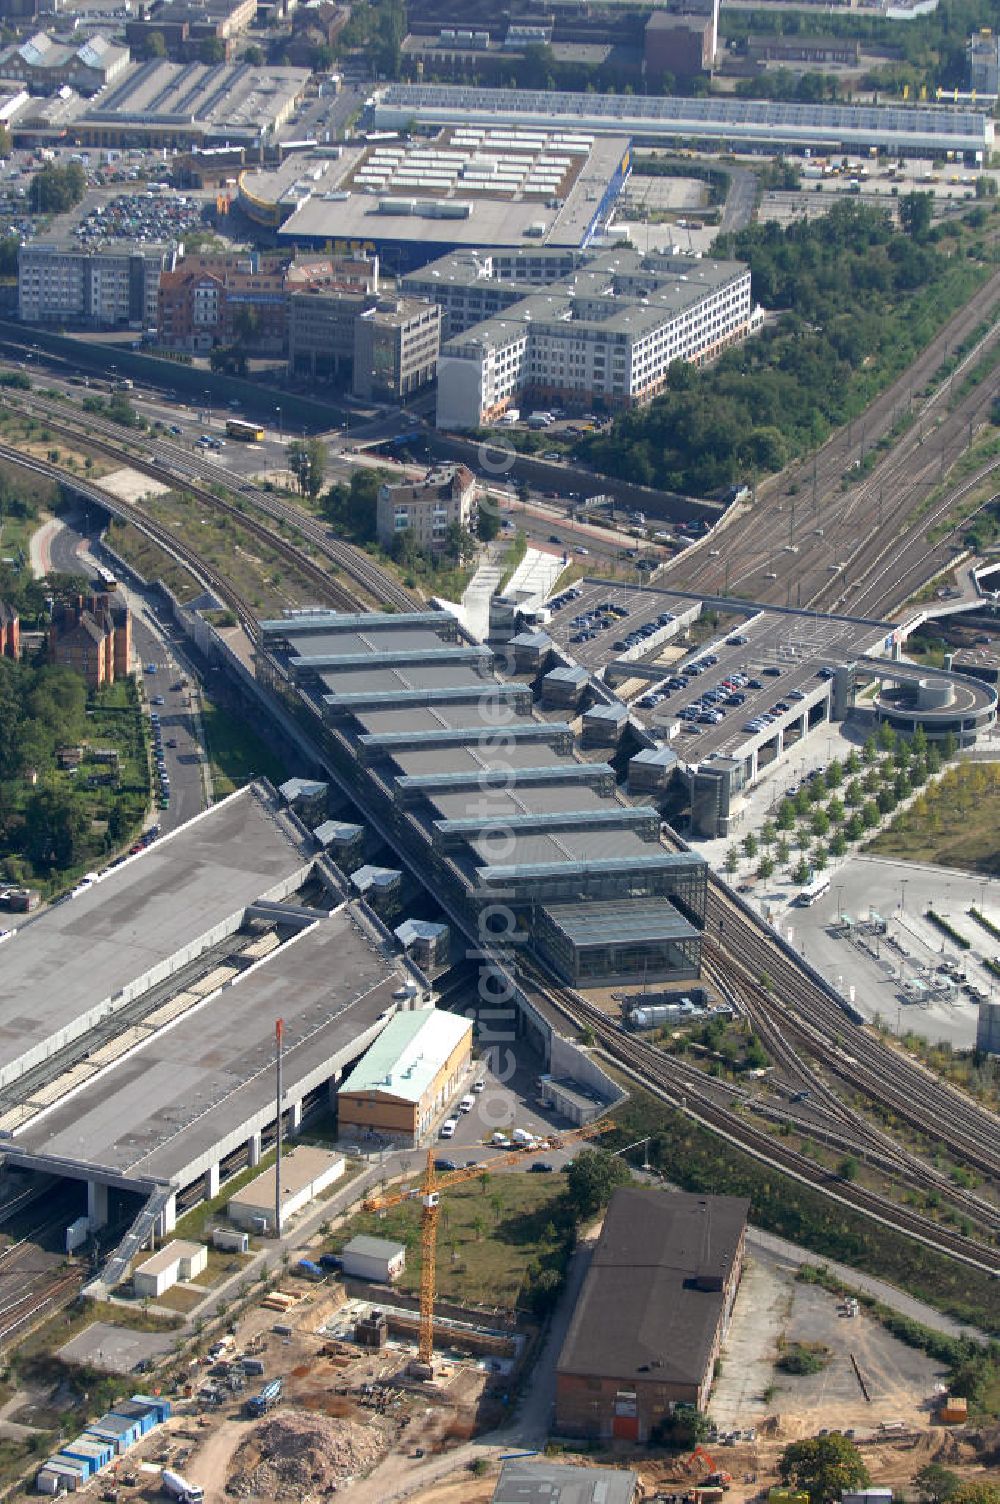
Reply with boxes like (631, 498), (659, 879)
(228, 1145), (346, 1234)
(340, 1234), (406, 1283)
(133, 1239), (207, 1299)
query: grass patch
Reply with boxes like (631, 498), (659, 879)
(105, 517), (201, 601)
(199, 695), (289, 799)
(776, 1340), (830, 1375)
(327, 1173), (572, 1312)
(173, 1146), (281, 1243)
(110, 489), (338, 617)
(867, 761), (1000, 874)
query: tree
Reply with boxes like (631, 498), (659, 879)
(829, 831), (847, 857)
(742, 832), (758, 860)
(145, 30), (166, 57)
(287, 439), (324, 497)
(810, 808), (830, 838)
(899, 190), (933, 239)
(777, 799), (796, 831)
(757, 854), (775, 880)
(23, 786), (88, 872)
(826, 796), (844, 824)
(812, 844), (828, 871)
(198, 36), (226, 64)
(776, 835), (790, 865)
(761, 820), (777, 847)
(724, 847), (739, 875)
(825, 759), (843, 788)
(242, 43), (264, 64)
(913, 1465), (962, 1504)
(564, 1149), (631, 1221)
(862, 736), (878, 765)
(477, 502), (500, 542)
(792, 856), (810, 885)
(948, 1488), (1000, 1504)
(779, 1434), (870, 1504)
(30, 162), (86, 214)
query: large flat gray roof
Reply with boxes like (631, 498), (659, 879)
(12, 909), (400, 1187)
(393, 741), (576, 778)
(320, 663), (484, 696)
(427, 783), (609, 820)
(0, 783), (314, 1090)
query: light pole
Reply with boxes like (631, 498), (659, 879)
(900, 880), (908, 916)
(204, 389), (211, 428)
(275, 405), (282, 442)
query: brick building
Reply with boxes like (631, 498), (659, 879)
(158, 252), (377, 353)
(644, 12), (714, 81)
(126, 0), (257, 61)
(49, 593), (131, 689)
(157, 251), (289, 352)
(376, 465), (476, 552)
(0, 601), (19, 659)
(336, 1007), (473, 1145)
(555, 1187), (748, 1440)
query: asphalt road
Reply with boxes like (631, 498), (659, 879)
(47, 513), (207, 836)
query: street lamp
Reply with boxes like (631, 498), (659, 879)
(275, 405), (282, 441)
(900, 880), (908, 916)
(204, 389), (211, 428)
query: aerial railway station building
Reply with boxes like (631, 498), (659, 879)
(257, 610), (708, 989)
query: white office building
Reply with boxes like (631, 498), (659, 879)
(421, 246), (752, 429)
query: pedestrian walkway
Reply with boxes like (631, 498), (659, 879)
(503, 547), (567, 609)
(458, 551), (503, 641)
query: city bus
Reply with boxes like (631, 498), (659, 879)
(796, 875), (831, 907)
(95, 565), (118, 592)
(225, 418), (265, 442)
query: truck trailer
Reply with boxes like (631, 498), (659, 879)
(162, 1470), (204, 1504)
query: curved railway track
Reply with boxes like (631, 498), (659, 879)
(517, 958), (998, 1274)
(701, 950), (1000, 1235)
(6, 389), (415, 614)
(705, 879), (1000, 1183)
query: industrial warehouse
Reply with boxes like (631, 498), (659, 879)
(256, 609), (709, 987)
(555, 1187), (748, 1438)
(239, 128), (633, 272)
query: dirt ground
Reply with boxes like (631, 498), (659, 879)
(398, 1430), (998, 1504)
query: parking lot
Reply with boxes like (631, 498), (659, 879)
(547, 580), (885, 764)
(777, 854), (998, 1048)
(73, 191), (207, 244)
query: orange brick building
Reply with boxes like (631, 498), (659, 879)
(49, 593), (131, 688)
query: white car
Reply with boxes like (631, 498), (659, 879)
(439, 1117), (459, 1139)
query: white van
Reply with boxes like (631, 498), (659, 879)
(458, 1094), (475, 1114)
(439, 1117), (458, 1139)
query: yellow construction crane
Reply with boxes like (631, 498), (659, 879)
(363, 1117), (614, 1371)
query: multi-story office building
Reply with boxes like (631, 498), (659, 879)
(353, 296), (441, 400)
(376, 465), (476, 551)
(410, 246), (751, 428)
(18, 243), (173, 328)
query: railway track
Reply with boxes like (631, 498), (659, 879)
(0, 441), (263, 640)
(0, 1269), (83, 1350)
(517, 958), (999, 1274)
(661, 271), (1000, 607)
(705, 879), (1000, 1183)
(701, 950), (1000, 1235)
(9, 389), (415, 614)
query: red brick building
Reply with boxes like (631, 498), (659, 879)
(0, 600), (19, 659)
(555, 1187), (748, 1441)
(49, 593), (131, 689)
